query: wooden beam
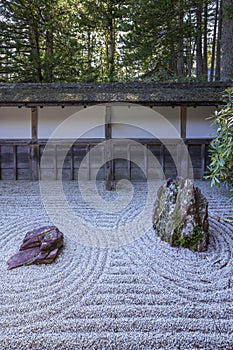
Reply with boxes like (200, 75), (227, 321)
(180, 106), (187, 139)
(105, 106), (113, 190)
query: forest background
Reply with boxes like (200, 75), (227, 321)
(0, 0), (233, 84)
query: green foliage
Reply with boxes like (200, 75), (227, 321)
(205, 87), (233, 201)
(0, 0), (223, 82)
(0, 0), (82, 82)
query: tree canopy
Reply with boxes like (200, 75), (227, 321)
(0, 0), (232, 83)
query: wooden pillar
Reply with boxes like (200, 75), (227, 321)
(0, 145), (1, 180)
(179, 106), (189, 178)
(201, 143), (206, 179)
(180, 106), (187, 139)
(86, 144), (91, 180)
(54, 145), (57, 180)
(31, 107), (38, 142)
(30, 144), (39, 181)
(177, 141), (189, 178)
(127, 144), (131, 180)
(160, 144), (165, 173)
(70, 146), (74, 180)
(105, 106), (113, 190)
(13, 145), (17, 180)
(30, 107), (39, 180)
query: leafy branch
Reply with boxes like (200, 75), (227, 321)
(205, 87), (233, 222)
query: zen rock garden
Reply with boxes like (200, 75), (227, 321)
(7, 177), (209, 270)
(153, 177), (209, 252)
(7, 226), (64, 269)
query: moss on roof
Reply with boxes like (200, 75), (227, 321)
(0, 82), (229, 106)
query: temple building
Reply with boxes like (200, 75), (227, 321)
(0, 82), (228, 183)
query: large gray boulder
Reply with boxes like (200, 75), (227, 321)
(7, 226), (64, 269)
(153, 178), (209, 252)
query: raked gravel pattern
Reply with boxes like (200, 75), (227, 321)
(0, 180), (232, 350)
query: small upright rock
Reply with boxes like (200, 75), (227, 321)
(7, 226), (64, 269)
(153, 178), (209, 252)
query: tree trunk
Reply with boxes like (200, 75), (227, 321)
(87, 30), (92, 79)
(210, 0), (219, 81)
(196, 1), (203, 77)
(167, 20), (176, 74)
(216, 0), (222, 80)
(177, 3), (184, 76)
(186, 11), (194, 77)
(220, 0), (233, 80)
(203, 1), (208, 79)
(107, 15), (115, 81)
(28, 26), (42, 82)
(44, 28), (54, 82)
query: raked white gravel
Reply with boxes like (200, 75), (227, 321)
(0, 180), (232, 350)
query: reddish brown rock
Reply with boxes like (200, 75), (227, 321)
(7, 226), (64, 270)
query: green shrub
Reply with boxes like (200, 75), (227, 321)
(206, 87), (233, 210)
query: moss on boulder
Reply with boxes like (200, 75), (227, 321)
(153, 177), (209, 252)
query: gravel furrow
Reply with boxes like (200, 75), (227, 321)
(0, 180), (232, 349)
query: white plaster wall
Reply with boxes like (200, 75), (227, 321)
(153, 106), (180, 133)
(186, 106), (216, 138)
(111, 105), (180, 139)
(0, 107), (31, 138)
(0, 104), (217, 140)
(38, 106), (105, 138)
